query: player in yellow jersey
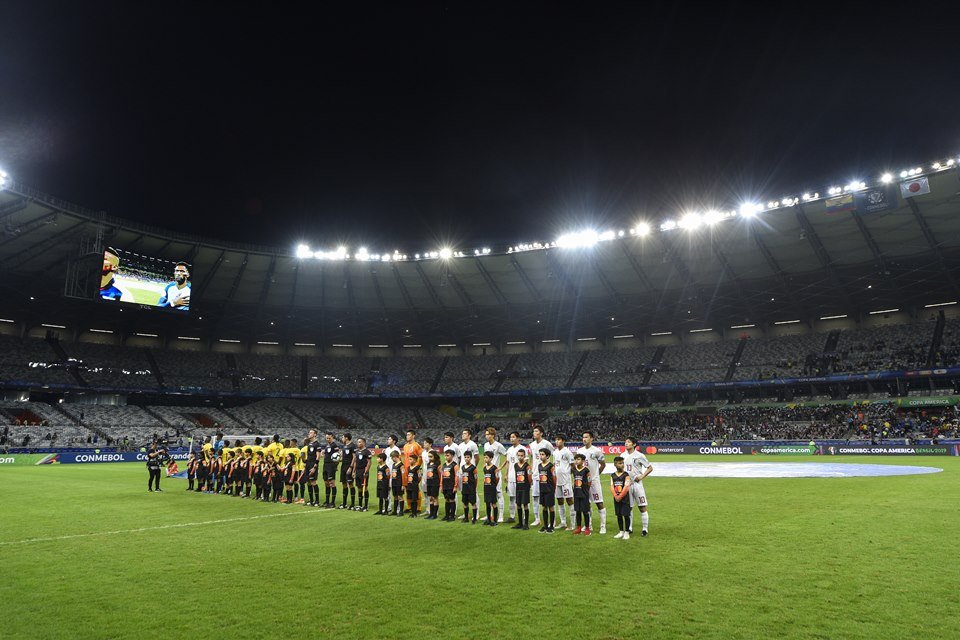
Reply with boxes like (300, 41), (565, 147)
(249, 437), (265, 462)
(264, 434), (282, 463)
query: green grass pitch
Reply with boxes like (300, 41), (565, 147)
(1, 455), (957, 639)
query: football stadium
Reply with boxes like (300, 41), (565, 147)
(2, 5), (960, 640)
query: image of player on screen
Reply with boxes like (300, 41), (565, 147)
(100, 248), (133, 301)
(157, 262), (191, 310)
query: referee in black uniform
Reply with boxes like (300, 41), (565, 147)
(147, 443), (162, 492)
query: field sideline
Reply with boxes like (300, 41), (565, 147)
(1, 455), (957, 640)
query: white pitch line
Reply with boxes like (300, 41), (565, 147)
(0, 508), (328, 547)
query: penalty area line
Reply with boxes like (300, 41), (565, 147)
(0, 508), (329, 547)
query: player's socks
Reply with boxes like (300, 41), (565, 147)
(576, 511), (582, 528)
(494, 507), (499, 524)
(598, 508), (607, 534)
(509, 497), (516, 519)
(349, 487), (356, 508)
(549, 510), (555, 530)
(617, 515), (624, 531)
(531, 496), (540, 524)
(641, 511), (649, 533)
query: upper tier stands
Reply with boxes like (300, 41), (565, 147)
(0, 317), (957, 396)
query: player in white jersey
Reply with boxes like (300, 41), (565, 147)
(580, 431), (608, 535)
(442, 432), (459, 459)
(623, 436), (652, 536)
(382, 434), (402, 513)
(483, 427), (508, 522)
(553, 434), (575, 529)
(527, 425), (554, 526)
(458, 429), (481, 519)
(505, 431), (530, 522)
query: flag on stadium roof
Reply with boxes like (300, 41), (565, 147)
(824, 193), (855, 214)
(900, 176), (930, 198)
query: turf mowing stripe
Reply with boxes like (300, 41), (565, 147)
(0, 508), (331, 546)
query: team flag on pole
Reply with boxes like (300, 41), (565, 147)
(900, 177), (930, 198)
(824, 193), (855, 214)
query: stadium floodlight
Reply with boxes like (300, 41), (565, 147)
(355, 247), (370, 261)
(844, 181), (866, 192)
(296, 244), (312, 259)
(660, 220), (677, 231)
(678, 212), (702, 230)
(0, 169), (8, 190)
(481, 247), (491, 254)
(766, 201), (779, 209)
(899, 170), (909, 178)
(868, 308), (899, 315)
(819, 314), (847, 320)
(801, 192), (819, 201)
(827, 186), (842, 195)
(730, 324), (755, 329)
(932, 162), (942, 170)
(631, 222), (651, 236)
(773, 319), (800, 325)
(415, 253), (421, 259)
(618, 230), (625, 237)
(703, 210), (724, 225)
(612, 334), (634, 339)
(948, 159), (956, 167)
(380, 253), (391, 262)
(556, 229), (599, 248)
(438, 247), (453, 259)
(880, 173), (893, 184)
(924, 301), (958, 308)
(738, 202), (762, 218)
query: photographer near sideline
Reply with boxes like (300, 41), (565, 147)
(147, 443), (164, 492)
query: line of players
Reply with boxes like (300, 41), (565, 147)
(185, 426), (652, 538)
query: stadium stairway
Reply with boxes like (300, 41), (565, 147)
(353, 408), (383, 430)
(643, 347), (666, 385)
(412, 407), (427, 427)
(144, 348), (165, 387)
(141, 406), (174, 429)
(429, 357), (449, 393)
(284, 406), (315, 429)
(218, 407), (251, 431)
(927, 310), (946, 367)
(565, 351), (591, 388)
(724, 337), (749, 382)
(45, 335), (87, 387)
(225, 354), (241, 391)
(366, 358), (382, 394)
(49, 402), (109, 441)
(491, 354), (520, 392)
(300, 356), (308, 393)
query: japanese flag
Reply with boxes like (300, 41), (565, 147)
(900, 177), (930, 198)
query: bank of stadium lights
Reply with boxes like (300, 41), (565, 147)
(0, 168), (8, 190)
(290, 151), (960, 260)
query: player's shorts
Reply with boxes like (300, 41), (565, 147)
(614, 499), (631, 517)
(539, 490), (555, 508)
(515, 487), (530, 505)
(426, 484), (439, 498)
(461, 488), (476, 503)
(630, 482), (648, 507)
(555, 479), (574, 499)
(483, 487), (497, 504)
(574, 496), (590, 514)
(339, 467), (353, 483)
(588, 477), (604, 504)
(302, 466), (317, 482)
(322, 464), (338, 481)
(442, 490), (456, 501)
(354, 473), (367, 487)
(508, 480), (517, 497)
(377, 485), (389, 499)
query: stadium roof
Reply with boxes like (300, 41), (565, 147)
(1, 169), (959, 346)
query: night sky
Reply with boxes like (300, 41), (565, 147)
(1, 1), (957, 254)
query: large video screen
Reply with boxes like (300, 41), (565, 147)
(99, 247), (192, 311)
